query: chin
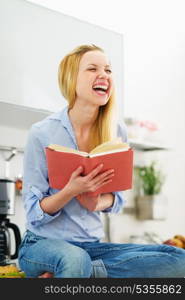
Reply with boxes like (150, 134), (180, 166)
(99, 101), (109, 107)
(94, 96), (109, 107)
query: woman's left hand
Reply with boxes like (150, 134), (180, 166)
(76, 193), (101, 211)
(76, 193), (114, 211)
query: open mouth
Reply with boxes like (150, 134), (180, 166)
(92, 84), (109, 95)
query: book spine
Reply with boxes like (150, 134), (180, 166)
(83, 157), (92, 175)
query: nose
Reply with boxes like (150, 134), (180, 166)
(97, 69), (109, 79)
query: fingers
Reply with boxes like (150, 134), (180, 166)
(38, 272), (53, 278)
(93, 178), (113, 191)
(92, 169), (114, 186)
(84, 166), (114, 194)
(85, 164), (104, 181)
(71, 166), (83, 178)
(70, 164), (114, 195)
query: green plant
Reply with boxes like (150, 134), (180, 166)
(136, 161), (165, 195)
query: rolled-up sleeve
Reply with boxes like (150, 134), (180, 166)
(102, 191), (126, 213)
(23, 125), (61, 227)
(101, 121), (128, 214)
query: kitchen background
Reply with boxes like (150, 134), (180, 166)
(0, 0), (185, 257)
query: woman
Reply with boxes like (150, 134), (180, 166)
(18, 44), (185, 278)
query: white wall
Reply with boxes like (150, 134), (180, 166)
(110, 32), (185, 242)
(0, 0), (124, 117)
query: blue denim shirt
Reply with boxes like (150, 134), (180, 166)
(23, 105), (128, 242)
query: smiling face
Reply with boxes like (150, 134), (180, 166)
(75, 50), (114, 107)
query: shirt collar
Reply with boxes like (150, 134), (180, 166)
(48, 105), (78, 148)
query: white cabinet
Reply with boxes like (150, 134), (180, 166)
(0, 101), (50, 130)
(0, 0), (124, 116)
(0, 101), (52, 155)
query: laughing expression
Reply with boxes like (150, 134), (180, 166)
(75, 50), (114, 106)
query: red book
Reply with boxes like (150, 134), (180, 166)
(45, 140), (134, 196)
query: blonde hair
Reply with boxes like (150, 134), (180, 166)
(58, 44), (116, 150)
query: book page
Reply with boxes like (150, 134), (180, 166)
(89, 138), (129, 155)
(47, 144), (88, 156)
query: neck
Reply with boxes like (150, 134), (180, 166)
(68, 102), (99, 135)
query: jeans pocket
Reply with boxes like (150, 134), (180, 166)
(18, 231), (44, 259)
(25, 230), (45, 243)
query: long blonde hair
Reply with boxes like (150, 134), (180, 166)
(58, 44), (116, 150)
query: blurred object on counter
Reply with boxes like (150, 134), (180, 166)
(136, 161), (165, 196)
(124, 117), (161, 144)
(124, 117), (139, 140)
(0, 264), (25, 278)
(0, 218), (21, 266)
(129, 231), (163, 244)
(15, 174), (23, 195)
(0, 174), (22, 266)
(4, 148), (17, 179)
(135, 161), (167, 220)
(163, 235), (185, 249)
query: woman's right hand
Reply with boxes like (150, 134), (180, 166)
(64, 164), (114, 197)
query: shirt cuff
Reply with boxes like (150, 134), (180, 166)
(101, 191), (126, 213)
(29, 186), (61, 226)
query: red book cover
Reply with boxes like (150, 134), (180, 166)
(46, 147), (134, 196)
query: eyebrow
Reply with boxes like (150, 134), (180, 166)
(87, 63), (111, 68)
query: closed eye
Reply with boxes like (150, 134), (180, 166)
(88, 68), (112, 74)
(88, 68), (96, 71)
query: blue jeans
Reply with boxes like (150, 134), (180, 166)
(18, 230), (185, 278)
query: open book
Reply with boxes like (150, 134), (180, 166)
(46, 139), (133, 196)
